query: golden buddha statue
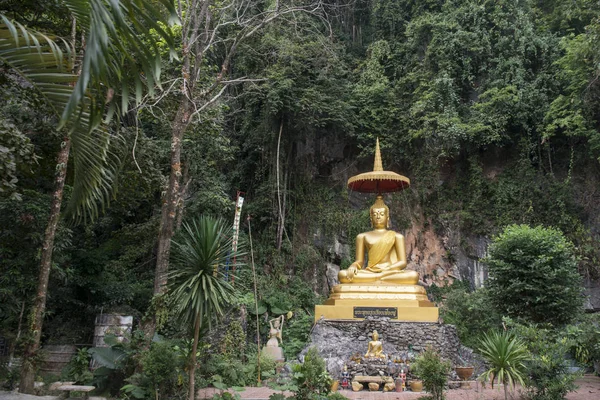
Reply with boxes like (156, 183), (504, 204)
(338, 196), (419, 285)
(313, 139), (439, 322)
(365, 330), (386, 359)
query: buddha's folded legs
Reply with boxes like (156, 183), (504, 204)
(338, 268), (419, 284)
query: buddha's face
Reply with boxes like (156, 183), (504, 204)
(371, 207), (388, 229)
(372, 331), (379, 340)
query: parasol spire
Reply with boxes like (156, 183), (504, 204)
(347, 138), (410, 193)
(373, 138), (383, 171)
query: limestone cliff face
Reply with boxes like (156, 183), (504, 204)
(293, 136), (600, 311)
(403, 223), (490, 289)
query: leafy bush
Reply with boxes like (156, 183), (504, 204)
(327, 392), (349, 399)
(220, 320), (247, 361)
(411, 347), (451, 400)
(507, 321), (579, 400)
(203, 350), (276, 387)
(62, 348), (92, 384)
(292, 347), (332, 400)
(282, 312), (313, 359)
(87, 334), (186, 398)
(440, 286), (502, 348)
(562, 314), (600, 369)
(485, 225), (583, 326)
(140, 341), (185, 396)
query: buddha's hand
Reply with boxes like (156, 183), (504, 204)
(345, 264), (360, 282)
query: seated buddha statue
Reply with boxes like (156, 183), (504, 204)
(365, 330), (386, 359)
(338, 195), (419, 285)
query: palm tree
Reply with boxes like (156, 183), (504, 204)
(478, 330), (529, 400)
(1, 1), (177, 392)
(169, 216), (241, 400)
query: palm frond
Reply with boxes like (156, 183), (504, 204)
(59, 0), (178, 128)
(0, 1), (178, 222)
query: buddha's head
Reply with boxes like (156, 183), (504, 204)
(370, 196), (390, 229)
(372, 330), (379, 341)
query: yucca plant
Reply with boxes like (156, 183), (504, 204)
(169, 216), (243, 400)
(478, 330), (529, 400)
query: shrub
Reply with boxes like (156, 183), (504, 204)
(562, 314), (600, 369)
(140, 341), (185, 395)
(62, 348), (92, 384)
(327, 393), (349, 399)
(440, 287), (502, 348)
(411, 347), (451, 400)
(292, 347), (332, 400)
(507, 321), (578, 400)
(485, 225), (583, 326)
(282, 312), (313, 359)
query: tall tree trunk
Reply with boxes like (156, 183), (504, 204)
(176, 161), (190, 231)
(276, 119), (284, 251)
(144, 96), (192, 339)
(19, 137), (71, 393)
(143, 21), (194, 338)
(189, 312), (201, 400)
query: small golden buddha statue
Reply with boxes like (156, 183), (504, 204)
(365, 330), (386, 359)
(338, 195), (419, 285)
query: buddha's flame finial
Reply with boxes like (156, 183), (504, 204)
(374, 137), (383, 171)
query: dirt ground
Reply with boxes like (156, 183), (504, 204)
(443, 375), (600, 400)
(1, 375), (598, 400)
(197, 375), (600, 399)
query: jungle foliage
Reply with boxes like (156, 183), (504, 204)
(2, 0), (600, 396)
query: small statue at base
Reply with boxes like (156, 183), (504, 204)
(365, 330), (386, 359)
(341, 365), (350, 390)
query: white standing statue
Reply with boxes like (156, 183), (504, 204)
(262, 315), (285, 362)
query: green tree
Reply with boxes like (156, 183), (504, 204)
(168, 216), (239, 400)
(478, 330), (529, 400)
(1, 1), (177, 392)
(485, 224), (583, 326)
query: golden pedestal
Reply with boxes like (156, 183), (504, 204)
(315, 284), (438, 322)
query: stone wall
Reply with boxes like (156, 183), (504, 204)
(301, 317), (462, 379)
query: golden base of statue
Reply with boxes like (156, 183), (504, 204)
(316, 283), (438, 321)
(315, 291), (438, 322)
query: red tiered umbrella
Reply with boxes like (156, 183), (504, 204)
(347, 138), (410, 193)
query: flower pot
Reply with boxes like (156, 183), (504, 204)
(455, 366), (475, 388)
(455, 366), (474, 380)
(331, 380), (339, 392)
(410, 380), (423, 392)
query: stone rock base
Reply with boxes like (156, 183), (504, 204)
(301, 317), (461, 379)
